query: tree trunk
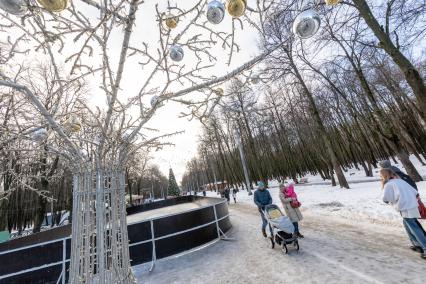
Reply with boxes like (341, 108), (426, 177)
(288, 52), (349, 188)
(353, 0), (426, 121)
(396, 150), (423, 182)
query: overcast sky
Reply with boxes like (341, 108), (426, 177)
(86, 1), (262, 181)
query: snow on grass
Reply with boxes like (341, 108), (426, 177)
(207, 155), (426, 227)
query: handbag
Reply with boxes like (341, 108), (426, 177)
(290, 199), (301, 208)
(418, 197), (426, 219)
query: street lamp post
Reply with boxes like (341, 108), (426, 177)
(234, 127), (252, 195)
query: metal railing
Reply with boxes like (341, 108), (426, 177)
(0, 199), (231, 282)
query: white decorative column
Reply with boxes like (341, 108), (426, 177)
(69, 169), (134, 283)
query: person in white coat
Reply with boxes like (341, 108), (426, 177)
(381, 168), (426, 259)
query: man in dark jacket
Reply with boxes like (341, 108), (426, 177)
(254, 181), (272, 237)
(224, 187), (231, 204)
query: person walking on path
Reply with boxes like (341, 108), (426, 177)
(279, 181), (304, 238)
(253, 181), (273, 238)
(380, 168), (426, 259)
(232, 188), (238, 203)
(224, 187), (231, 204)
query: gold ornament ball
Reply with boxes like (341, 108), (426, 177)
(215, 88), (224, 96)
(325, 0), (341, 5)
(67, 115), (81, 133)
(37, 0), (67, 12)
(226, 0), (246, 18)
(164, 13), (178, 29)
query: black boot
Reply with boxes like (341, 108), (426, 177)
(297, 232), (304, 238)
(262, 229), (267, 238)
(410, 246), (424, 253)
(270, 237), (275, 249)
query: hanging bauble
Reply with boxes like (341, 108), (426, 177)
(214, 88), (224, 96)
(0, 0), (27, 15)
(226, 0), (246, 18)
(250, 75), (260, 84)
(67, 115), (81, 133)
(32, 128), (48, 142)
(164, 13), (178, 29)
(169, 45), (184, 62)
(151, 95), (160, 107)
(292, 9), (321, 39)
(325, 0), (341, 5)
(37, 0), (68, 12)
(121, 130), (133, 143)
(207, 1), (225, 24)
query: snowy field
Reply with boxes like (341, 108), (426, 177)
(133, 157), (426, 283)
(212, 155), (426, 227)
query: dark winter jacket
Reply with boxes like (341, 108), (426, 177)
(254, 189), (272, 210)
(396, 171), (417, 190)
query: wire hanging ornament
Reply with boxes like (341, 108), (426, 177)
(66, 114), (81, 133)
(170, 44), (184, 61)
(164, 12), (179, 29)
(37, 0), (68, 12)
(0, 0), (27, 15)
(214, 87), (224, 96)
(325, 0), (341, 5)
(207, 0), (225, 24)
(32, 128), (48, 142)
(226, 0), (246, 18)
(292, 0), (321, 39)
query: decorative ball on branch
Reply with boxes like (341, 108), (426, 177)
(226, 0), (246, 18)
(121, 130), (133, 143)
(0, 0), (27, 15)
(32, 128), (48, 142)
(37, 0), (68, 12)
(325, 0), (341, 5)
(66, 115), (81, 133)
(169, 45), (184, 62)
(250, 75), (260, 84)
(207, 1), (225, 24)
(292, 9), (321, 39)
(214, 88), (224, 96)
(150, 95), (160, 107)
(164, 13), (179, 29)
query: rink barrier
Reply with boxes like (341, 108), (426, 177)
(0, 196), (231, 284)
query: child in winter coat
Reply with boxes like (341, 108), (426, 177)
(279, 181), (304, 238)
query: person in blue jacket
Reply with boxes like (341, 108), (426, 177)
(254, 181), (273, 237)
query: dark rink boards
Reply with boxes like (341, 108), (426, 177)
(0, 196), (231, 284)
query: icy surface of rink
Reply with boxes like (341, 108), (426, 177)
(127, 202), (204, 223)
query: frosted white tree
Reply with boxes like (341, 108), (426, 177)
(0, 0), (291, 282)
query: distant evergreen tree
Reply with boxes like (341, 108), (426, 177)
(167, 168), (180, 196)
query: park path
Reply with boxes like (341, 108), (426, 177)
(133, 202), (425, 284)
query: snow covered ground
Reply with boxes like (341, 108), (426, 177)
(133, 157), (426, 283)
(209, 155), (426, 227)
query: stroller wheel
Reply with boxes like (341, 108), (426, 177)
(281, 243), (288, 254)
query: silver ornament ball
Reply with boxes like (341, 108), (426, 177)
(0, 0), (27, 15)
(170, 45), (184, 62)
(292, 9), (321, 39)
(251, 75), (260, 84)
(32, 128), (48, 142)
(151, 95), (159, 107)
(207, 1), (225, 25)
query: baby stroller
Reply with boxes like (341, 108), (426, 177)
(263, 204), (299, 254)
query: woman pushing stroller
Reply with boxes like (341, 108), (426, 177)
(279, 181), (304, 238)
